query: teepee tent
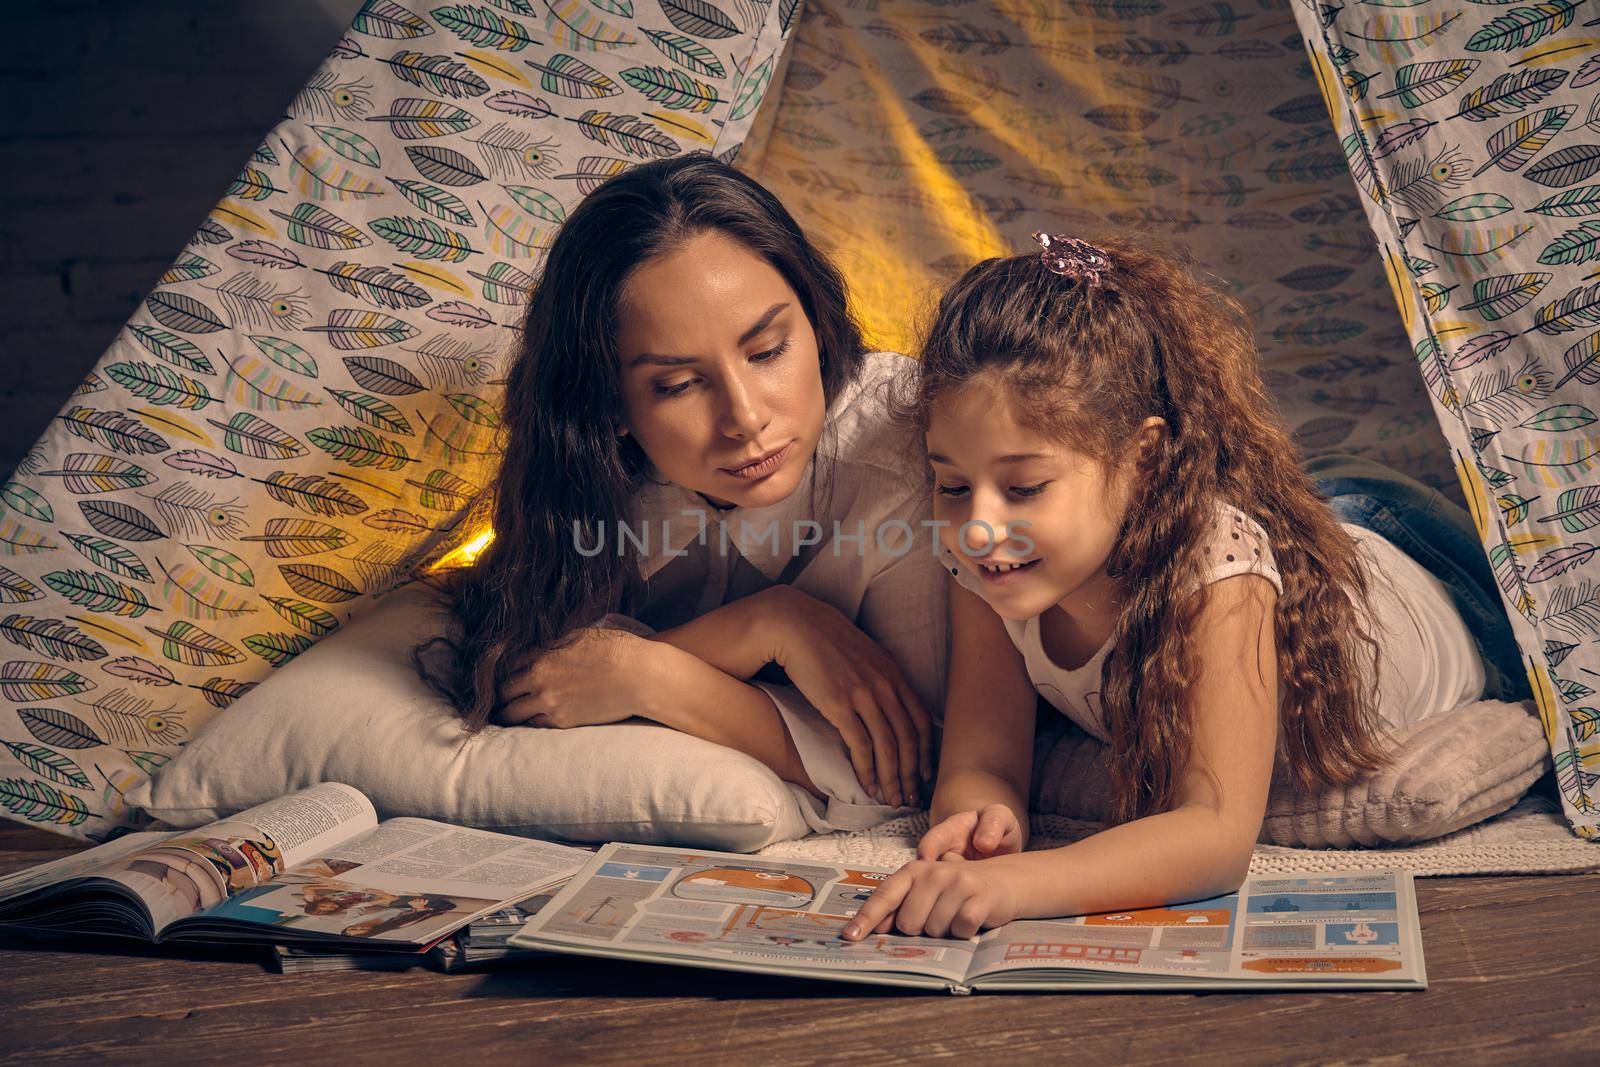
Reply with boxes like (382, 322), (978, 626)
(0, 0), (1593, 843)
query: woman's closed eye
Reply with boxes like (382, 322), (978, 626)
(755, 336), (793, 364)
(653, 377), (696, 398)
(651, 337), (794, 398)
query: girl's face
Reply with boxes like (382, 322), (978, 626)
(925, 380), (1145, 623)
(615, 230), (827, 510)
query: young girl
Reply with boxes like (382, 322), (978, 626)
(842, 230), (1523, 942)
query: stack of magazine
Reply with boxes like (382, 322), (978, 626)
(273, 880), (586, 974)
(0, 782), (1427, 993)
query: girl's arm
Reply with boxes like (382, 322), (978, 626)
(927, 572), (1041, 847)
(989, 573), (1280, 917)
(844, 573), (1280, 941)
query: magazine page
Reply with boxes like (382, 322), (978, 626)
(965, 888), (1248, 985)
(99, 782), (378, 934)
(965, 869), (1424, 989)
(0, 832), (172, 912)
(512, 842), (978, 990)
(462, 884), (571, 948)
(0, 782), (377, 937)
(171, 818), (592, 947)
(1228, 871), (1424, 985)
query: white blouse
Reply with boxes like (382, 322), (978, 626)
(939, 501), (1486, 747)
(602, 350), (949, 832)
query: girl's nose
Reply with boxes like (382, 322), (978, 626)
(961, 505), (1005, 554)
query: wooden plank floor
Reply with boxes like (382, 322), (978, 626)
(0, 823), (1594, 1064)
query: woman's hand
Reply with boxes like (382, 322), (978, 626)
(839, 854), (1022, 941)
(756, 585), (935, 807)
(496, 627), (660, 728)
(917, 805), (1024, 862)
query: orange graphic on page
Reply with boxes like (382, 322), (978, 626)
(1242, 957), (1402, 974)
(1084, 907), (1232, 927)
(674, 868), (816, 909)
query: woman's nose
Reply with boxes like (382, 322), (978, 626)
(719, 370), (771, 438)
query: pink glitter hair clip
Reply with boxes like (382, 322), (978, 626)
(1032, 231), (1111, 288)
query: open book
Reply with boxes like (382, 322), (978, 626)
(511, 841), (1427, 994)
(0, 782), (593, 952)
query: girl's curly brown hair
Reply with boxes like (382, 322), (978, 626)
(898, 231), (1393, 823)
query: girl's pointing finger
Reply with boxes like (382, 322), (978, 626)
(842, 873), (912, 940)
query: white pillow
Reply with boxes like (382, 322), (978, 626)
(1030, 698), (1550, 848)
(129, 583), (815, 851)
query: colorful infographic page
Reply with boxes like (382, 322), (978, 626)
(517, 842), (977, 984)
(516, 845), (1422, 989)
(967, 871), (1420, 984)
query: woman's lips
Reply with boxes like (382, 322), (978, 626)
(722, 440), (794, 480)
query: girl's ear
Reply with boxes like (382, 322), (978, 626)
(1135, 416), (1167, 468)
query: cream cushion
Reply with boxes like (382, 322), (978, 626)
(129, 582), (814, 850)
(1030, 700), (1551, 848)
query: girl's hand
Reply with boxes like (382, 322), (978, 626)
(496, 627), (659, 728)
(917, 805), (1024, 862)
(757, 585), (934, 806)
(840, 856), (1021, 941)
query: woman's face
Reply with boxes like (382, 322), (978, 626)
(615, 230), (826, 509)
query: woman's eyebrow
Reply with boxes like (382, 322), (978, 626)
(737, 301), (789, 344)
(627, 302), (790, 368)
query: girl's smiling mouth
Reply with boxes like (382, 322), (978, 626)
(976, 557), (1042, 583)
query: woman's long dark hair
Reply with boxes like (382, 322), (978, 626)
(897, 232), (1390, 822)
(414, 153), (867, 729)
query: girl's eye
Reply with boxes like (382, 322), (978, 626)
(934, 484), (969, 497)
(1012, 482), (1050, 498)
(752, 337), (793, 363)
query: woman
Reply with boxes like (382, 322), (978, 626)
(415, 153), (948, 829)
(341, 894), (459, 940)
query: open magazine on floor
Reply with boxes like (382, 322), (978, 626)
(274, 871), (593, 973)
(510, 842), (1428, 995)
(0, 782), (593, 951)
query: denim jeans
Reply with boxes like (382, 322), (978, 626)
(1303, 453), (1527, 703)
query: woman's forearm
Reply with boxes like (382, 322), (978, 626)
(640, 639), (825, 802)
(931, 768), (1032, 850)
(986, 805), (1256, 920)
(644, 588), (778, 680)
